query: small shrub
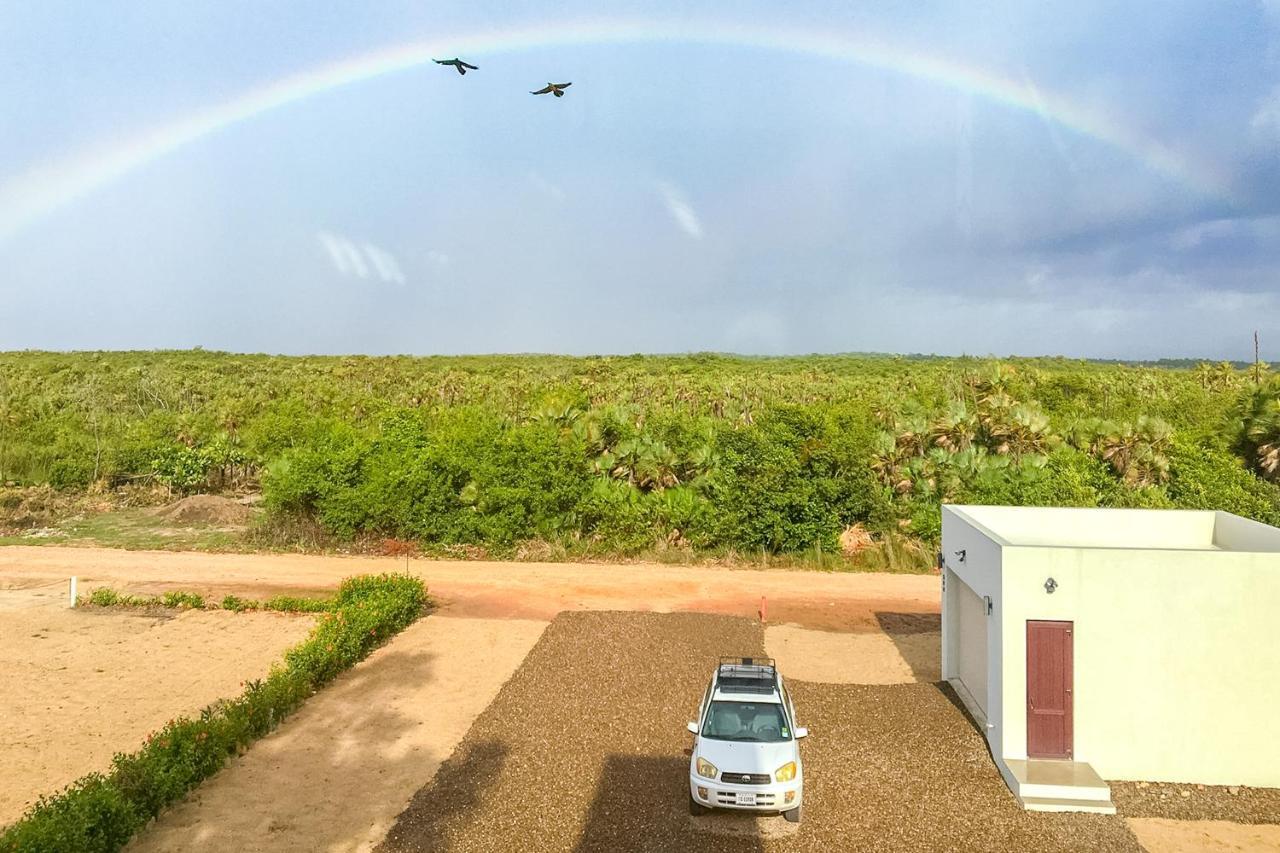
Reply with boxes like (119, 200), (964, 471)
(220, 594), (257, 612)
(48, 458), (94, 490)
(160, 591), (204, 610)
(262, 595), (331, 613)
(87, 588), (121, 607)
(0, 774), (137, 853)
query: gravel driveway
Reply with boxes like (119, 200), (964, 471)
(377, 611), (1148, 852)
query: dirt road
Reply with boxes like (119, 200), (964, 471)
(0, 546), (940, 630)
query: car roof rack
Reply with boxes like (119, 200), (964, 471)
(715, 657), (779, 695)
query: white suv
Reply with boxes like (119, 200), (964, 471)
(686, 657), (807, 824)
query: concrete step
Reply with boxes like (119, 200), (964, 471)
(1005, 759), (1112, 802)
(1018, 779), (1112, 801)
(1020, 795), (1117, 815)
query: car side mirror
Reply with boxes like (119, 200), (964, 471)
(687, 722), (698, 734)
(794, 727), (809, 739)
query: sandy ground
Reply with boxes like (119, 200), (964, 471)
(1126, 818), (1280, 852)
(0, 546), (939, 631)
(0, 585), (312, 827)
(766, 623), (940, 683)
(128, 616), (547, 853)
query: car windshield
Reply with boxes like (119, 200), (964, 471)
(701, 701), (791, 742)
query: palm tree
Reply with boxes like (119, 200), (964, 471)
(930, 401), (978, 452)
(1242, 382), (1280, 480)
(609, 435), (681, 491)
(1098, 417), (1173, 486)
(1065, 415), (1172, 486)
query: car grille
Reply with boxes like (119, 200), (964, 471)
(719, 772), (771, 785)
(715, 790), (777, 806)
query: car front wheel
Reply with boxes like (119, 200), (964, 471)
(689, 794), (709, 816)
(783, 804), (802, 824)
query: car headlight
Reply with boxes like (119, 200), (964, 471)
(696, 757), (718, 779)
(775, 761), (797, 783)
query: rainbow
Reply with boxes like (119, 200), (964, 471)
(0, 18), (1232, 243)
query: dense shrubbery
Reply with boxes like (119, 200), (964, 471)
(3, 351), (1280, 557)
(0, 573), (426, 852)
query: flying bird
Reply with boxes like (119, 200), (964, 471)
(531, 82), (572, 98)
(434, 58), (478, 75)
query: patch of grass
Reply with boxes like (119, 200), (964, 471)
(0, 508), (251, 552)
(87, 588), (122, 607)
(159, 591), (205, 609)
(1, 573), (427, 853)
(84, 587), (331, 614)
(261, 595), (331, 613)
(219, 594), (257, 612)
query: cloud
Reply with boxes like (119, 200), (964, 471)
(657, 181), (704, 239)
(317, 231), (404, 284)
(362, 241), (406, 284)
(1020, 68), (1079, 175)
(1251, 85), (1280, 137)
(1169, 218), (1241, 251)
(528, 171), (566, 202)
(424, 250), (451, 269)
(318, 231), (369, 279)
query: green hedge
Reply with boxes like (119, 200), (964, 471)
(1, 573), (427, 853)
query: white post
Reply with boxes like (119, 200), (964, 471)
(69, 576), (78, 608)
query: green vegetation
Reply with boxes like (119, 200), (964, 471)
(82, 587), (332, 613)
(0, 573), (426, 852)
(3, 351), (1279, 567)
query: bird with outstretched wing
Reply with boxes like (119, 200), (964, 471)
(434, 58), (479, 75)
(530, 82), (572, 97)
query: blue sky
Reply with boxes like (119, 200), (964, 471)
(1, 0), (1278, 358)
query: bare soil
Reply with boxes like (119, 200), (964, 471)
(0, 546), (940, 631)
(377, 611), (1141, 853)
(149, 495), (253, 526)
(765, 623), (940, 683)
(1126, 818), (1280, 852)
(0, 585), (312, 827)
(129, 616), (547, 853)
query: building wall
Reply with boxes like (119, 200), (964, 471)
(1000, 546), (1280, 786)
(1213, 511), (1280, 552)
(940, 507), (1004, 751)
(953, 574), (988, 716)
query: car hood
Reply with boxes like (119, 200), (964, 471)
(696, 738), (797, 776)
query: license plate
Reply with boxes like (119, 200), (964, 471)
(736, 793), (756, 806)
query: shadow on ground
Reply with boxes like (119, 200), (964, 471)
(875, 611), (942, 681)
(129, 643), (440, 852)
(377, 740), (510, 852)
(574, 754), (772, 853)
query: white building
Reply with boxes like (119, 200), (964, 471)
(940, 504), (1280, 813)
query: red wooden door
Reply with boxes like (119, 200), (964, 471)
(1026, 620), (1073, 759)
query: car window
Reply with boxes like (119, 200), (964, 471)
(700, 701), (792, 742)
